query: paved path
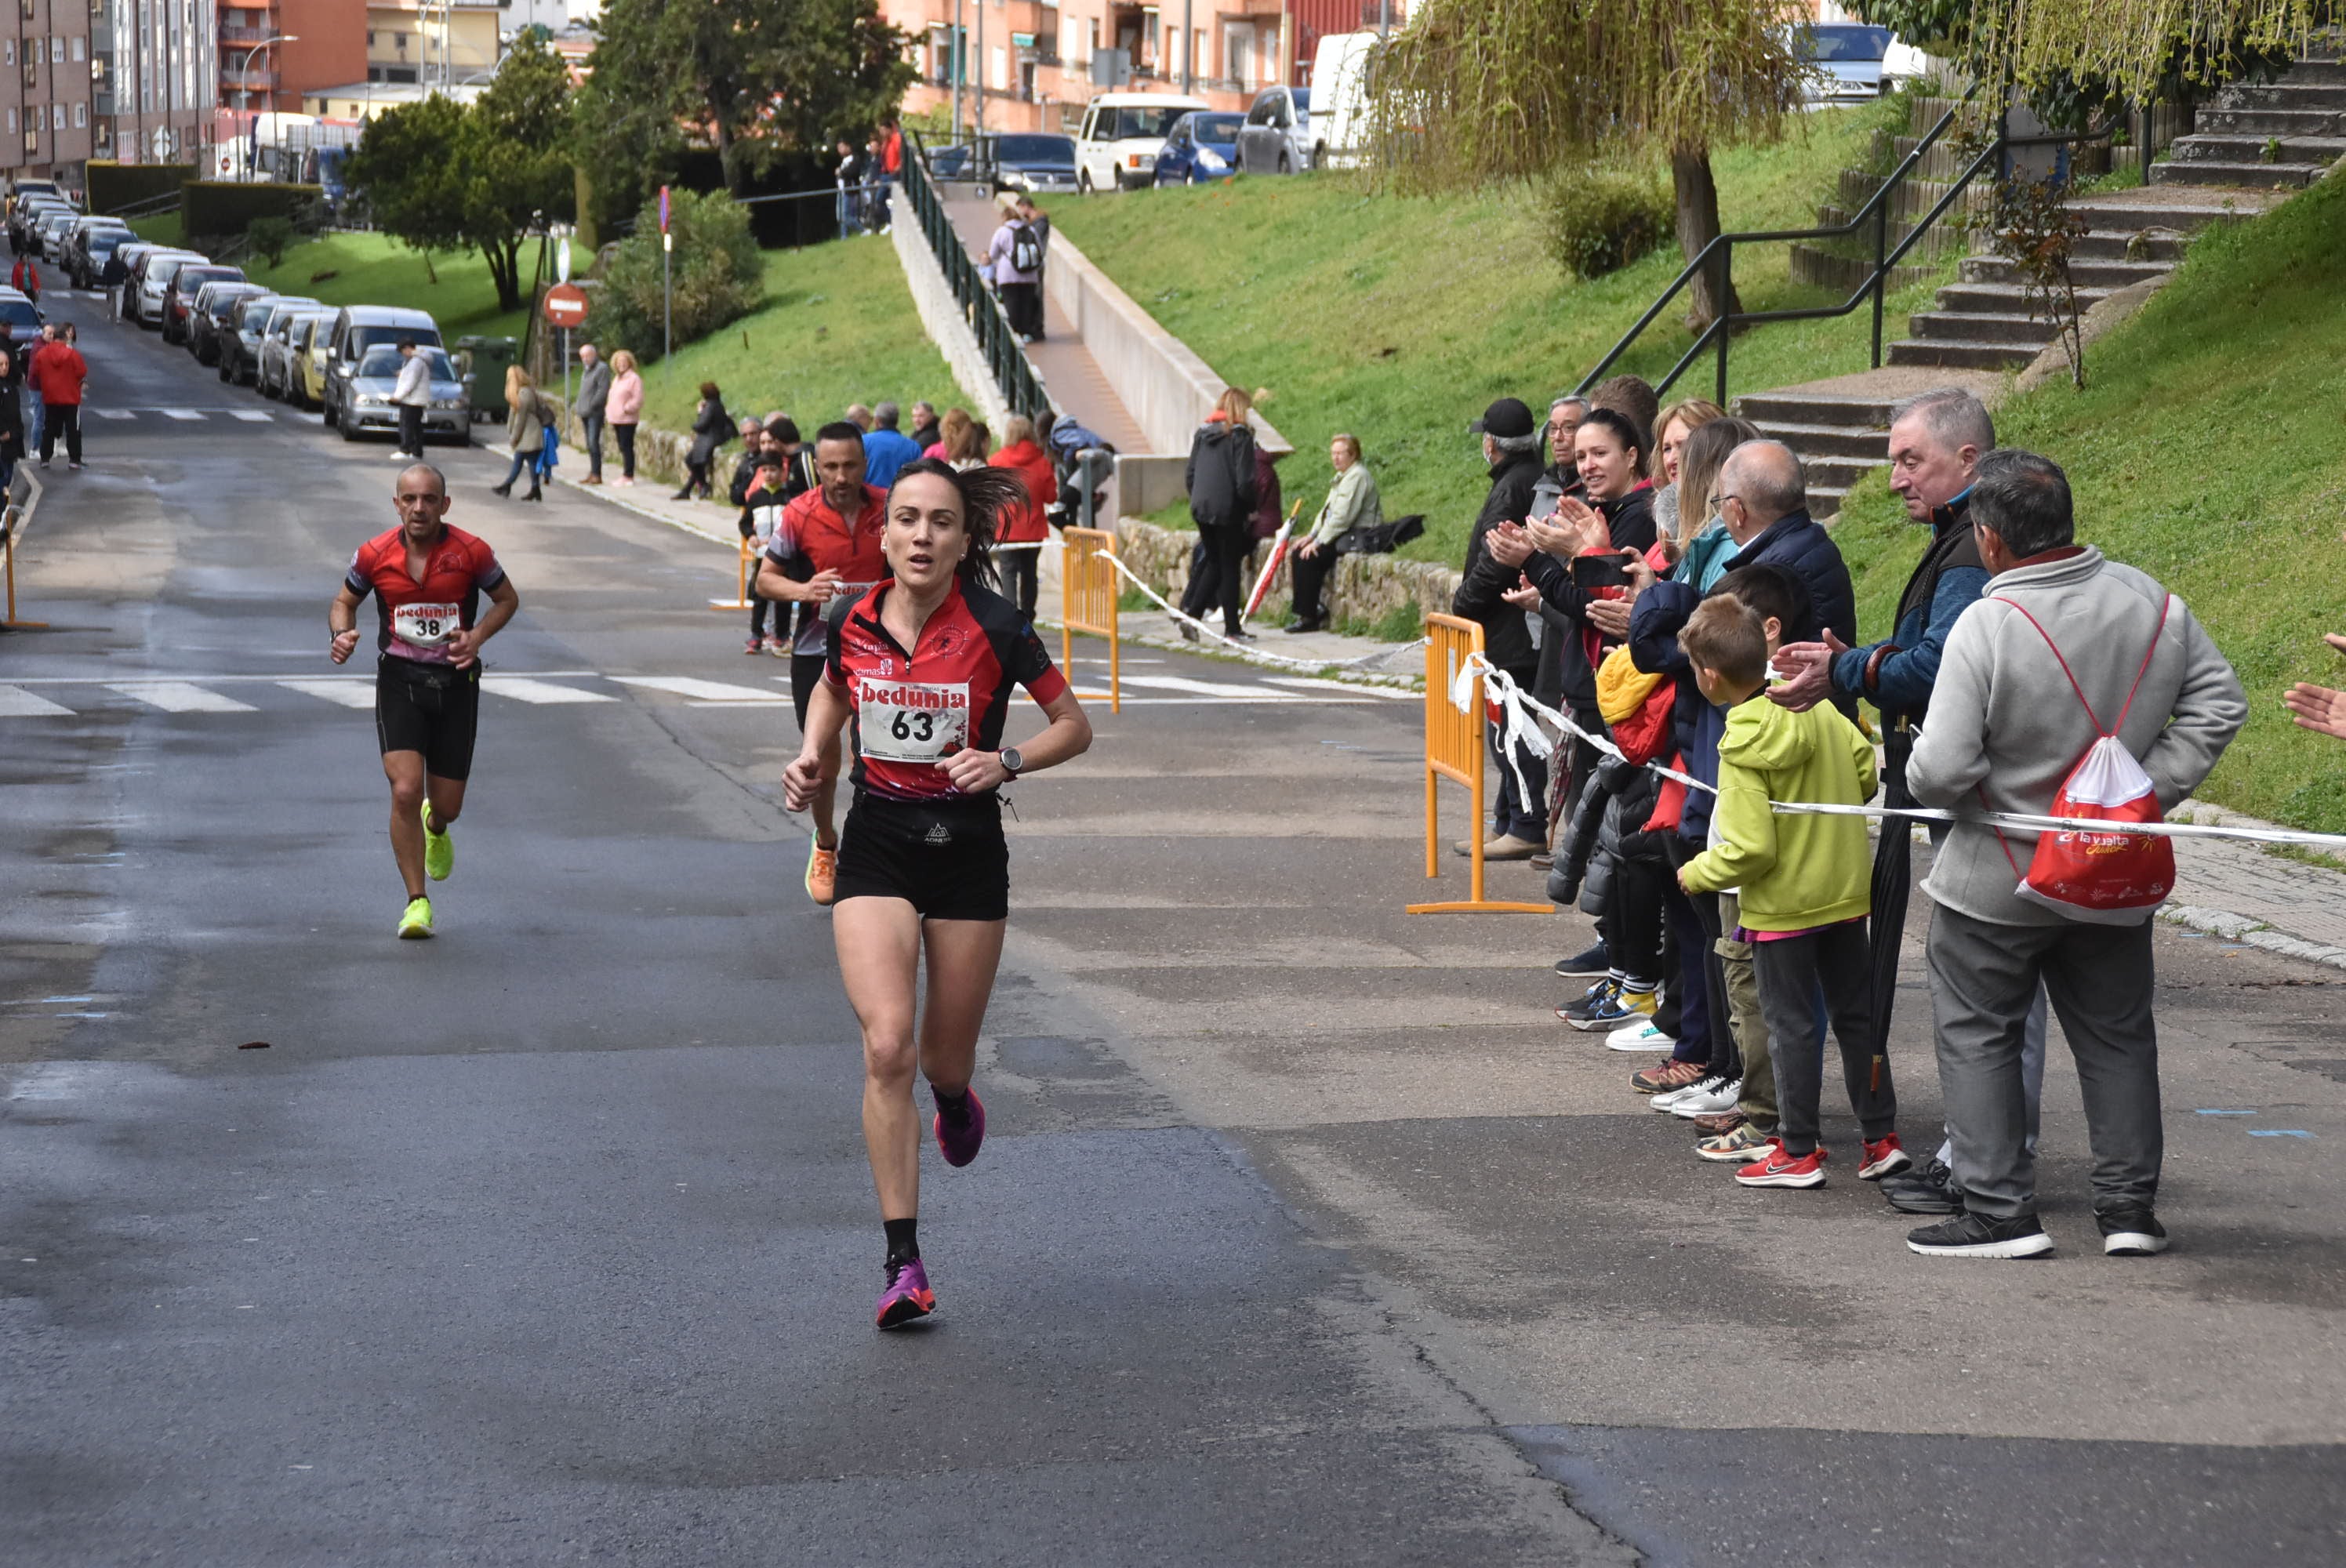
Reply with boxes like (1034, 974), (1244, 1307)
(941, 191), (1151, 453)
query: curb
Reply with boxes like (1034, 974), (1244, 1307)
(2159, 904), (2346, 971)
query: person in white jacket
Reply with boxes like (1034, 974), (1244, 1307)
(1905, 449), (2246, 1262)
(390, 339), (433, 461)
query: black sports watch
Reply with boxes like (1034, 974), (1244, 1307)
(997, 746), (1023, 779)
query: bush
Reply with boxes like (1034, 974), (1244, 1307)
(592, 189), (764, 362)
(1538, 166), (1673, 279)
(87, 160), (195, 216)
(247, 216), (295, 269)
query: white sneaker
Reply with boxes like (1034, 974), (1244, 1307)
(1607, 1018), (1676, 1053)
(1651, 1073), (1727, 1112)
(1668, 1077), (1744, 1118)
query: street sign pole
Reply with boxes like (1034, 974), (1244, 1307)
(659, 185), (672, 385)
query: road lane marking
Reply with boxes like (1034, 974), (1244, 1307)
(0, 684), (74, 716)
(1262, 677), (1418, 700)
(229, 410), (274, 423)
(481, 676), (616, 705)
(107, 681), (257, 713)
(161, 409), (205, 421)
(275, 680), (378, 709)
(1121, 674), (1299, 699)
(93, 408), (136, 420)
(609, 676), (783, 702)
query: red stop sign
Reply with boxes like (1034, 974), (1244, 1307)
(542, 281), (589, 328)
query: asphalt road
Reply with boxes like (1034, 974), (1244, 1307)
(2, 290), (2341, 1566)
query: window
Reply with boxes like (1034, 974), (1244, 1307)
(4, 40), (13, 64)
(73, 101), (85, 126)
(23, 130), (35, 154)
(22, 61), (35, 87)
(71, 35), (83, 60)
(52, 36), (64, 63)
(53, 103), (64, 129)
(366, 29), (375, 46)
(5, 108), (15, 132)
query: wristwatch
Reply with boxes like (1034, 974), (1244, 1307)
(998, 746), (1023, 779)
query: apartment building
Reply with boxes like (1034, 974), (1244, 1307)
(85, 0), (219, 168)
(884, 0), (1401, 136)
(2, 0), (96, 181)
(365, 0), (496, 90)
(217, 0), (365, 114)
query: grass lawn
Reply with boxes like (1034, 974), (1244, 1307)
(1049, 96), (1948, 561)
(1829, 172), (2346, 833)
(129, 216), (529, 342)
(634, 234), (964, 434)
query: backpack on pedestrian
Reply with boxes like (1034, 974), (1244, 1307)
(1009, 221), (1042, 274)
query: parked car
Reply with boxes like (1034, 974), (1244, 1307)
(34, 209), (78, 258)
(1154, 112), (1244, 185)
(291, 315), (336, 410)
(1796, 24), (1894, 103)
(927, 142), (972, 181)
(260, 308), (335, 401)
(1074, 93), (1207, 192)
(984, 133), (1080, 194)
(221, 294), (309, 383)
(1236, 85), (1316, 175)
(162, 264), (247, 345)
(13, 198), (71, 253)
(321, 305), (444, 430)
(0, 286), (44, 336)
(188, 281), (268, 365)
(335, 343), (469, 445)
(133, 251), (209, 328)
(65, 217), (133, 286)
(1309, 31), (1382, 169)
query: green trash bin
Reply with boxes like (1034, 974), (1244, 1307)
(456, 336), (518, 424)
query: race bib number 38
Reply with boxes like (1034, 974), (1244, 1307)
(393, 601), (463, 648)
(859, 677), (970, 763)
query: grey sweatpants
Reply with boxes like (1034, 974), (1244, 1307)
(1752, 918), (1894, 1156)
(1926, 904), (2163, 1220)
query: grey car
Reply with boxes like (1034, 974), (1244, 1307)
(1796, 24), (1891, 104)
(259, 308), (335, 401)
(336, 344), (470, 445)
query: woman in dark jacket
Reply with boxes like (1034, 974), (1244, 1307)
(677, 382), (732, 500)
(0, 348), (21, 492)
(1179, 386), (1258, 641)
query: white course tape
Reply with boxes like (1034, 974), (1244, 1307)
(1460, 652), (2346, 851)
(1095, 547), (1423, 675)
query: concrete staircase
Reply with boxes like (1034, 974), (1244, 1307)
(2152, 48), (2346, 190)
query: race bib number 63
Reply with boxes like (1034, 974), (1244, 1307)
(859, 677), (970, 763)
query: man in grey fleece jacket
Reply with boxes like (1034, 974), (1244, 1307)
(1906, 450), (2246, 1261)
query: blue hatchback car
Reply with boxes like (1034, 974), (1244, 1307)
(1153, 111), (1246, 186)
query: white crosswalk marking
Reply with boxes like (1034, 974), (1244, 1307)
(275, 679), (378, 710)
(230, 410), (273, 423)
(481, 676), (615, 705)
(1262, 677), (1418, 700)
(93, 408), (136, 420)
(1122, 674), (1297, 699)
(609, 676), (783, 703)
(161, 409), (204, 422)
(107, 681), (257, 713)
(0, 684), (74, 717)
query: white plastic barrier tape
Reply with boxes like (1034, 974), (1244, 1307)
(1095, 546), (1423, 675)
(1460, 652), (2346, 850)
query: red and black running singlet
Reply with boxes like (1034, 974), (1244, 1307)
(346, 524), (506, 664)
(823, 579), (1067, 801)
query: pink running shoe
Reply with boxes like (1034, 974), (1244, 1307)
(876, 1259), (935, 1328)
(933, 1087), (986, 1167)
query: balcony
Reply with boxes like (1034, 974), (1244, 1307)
(220, 67), (281, 90)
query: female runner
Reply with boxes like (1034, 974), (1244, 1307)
(784, 458), (1093, 1328)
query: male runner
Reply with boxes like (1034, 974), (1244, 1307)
(754, 421), (887, 906)
(329, 463), (520, 938)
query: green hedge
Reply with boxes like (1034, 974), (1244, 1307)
(182, 181), (322, 241)
(87, 161), (197, 216)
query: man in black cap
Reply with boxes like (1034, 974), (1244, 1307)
(1451, 395), (1549, 858)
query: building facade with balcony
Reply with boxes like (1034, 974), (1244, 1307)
(884, 0), (1401, 137)
(90, 0), (217, 169)
(364, 0), (496, 91)
(216, 0), (366, 117)
(4, 0), (97, 183)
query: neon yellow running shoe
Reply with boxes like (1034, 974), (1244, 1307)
(398, 896), (435, 939)
(422, 799), (454, 881)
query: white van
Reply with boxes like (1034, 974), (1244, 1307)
(1074, 93), (1208, 192)
(1309, 31), (1382, 169)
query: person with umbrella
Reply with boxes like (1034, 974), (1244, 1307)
(1767, 387), (2036, 1218)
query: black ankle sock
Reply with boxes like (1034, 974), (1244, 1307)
(884, 1217), (919, 1267)
(935, 1087), (971, 1125)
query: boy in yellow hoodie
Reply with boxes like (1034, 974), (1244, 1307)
(1675, 595), (1902, 1189)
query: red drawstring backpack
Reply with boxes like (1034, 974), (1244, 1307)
(1986, 595), (2177, 924)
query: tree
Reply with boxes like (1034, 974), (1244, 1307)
(577, 0), (915, 206)
(343, 37), (574, 311)
(1371, 1), (1804, 329)
(593, 190), (766, 361)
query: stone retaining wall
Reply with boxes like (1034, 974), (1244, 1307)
(1113, 517), (1459, 632)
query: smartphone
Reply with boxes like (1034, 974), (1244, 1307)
(1571, 553), (1630, 590)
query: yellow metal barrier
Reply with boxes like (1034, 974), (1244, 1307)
(709, 535), (757, 611)
(1408, 614), (1549, 915)
(1059, 527), (1121, 713)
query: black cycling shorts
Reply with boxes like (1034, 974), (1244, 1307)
(790, 651), (826, 729)
(833, 793), (1009, 921)
(375, 655), (481, 781)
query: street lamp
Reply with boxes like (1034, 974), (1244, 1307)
(236, 34), (298, 115)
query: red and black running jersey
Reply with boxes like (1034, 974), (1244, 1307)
(824, 578), (1069, 802)
(764, 482), (889, 656)
(345, 524), (506, 664)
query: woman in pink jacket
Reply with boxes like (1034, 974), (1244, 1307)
(605, 350), (645, 485)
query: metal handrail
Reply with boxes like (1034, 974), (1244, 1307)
(1574, 96), (1990, 404)
(903, 132), (1055, 423)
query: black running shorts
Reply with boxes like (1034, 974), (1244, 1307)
(833, 793), (1010, 921)
(790, 652), (826, 729)
(375, 655), (481, 781)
